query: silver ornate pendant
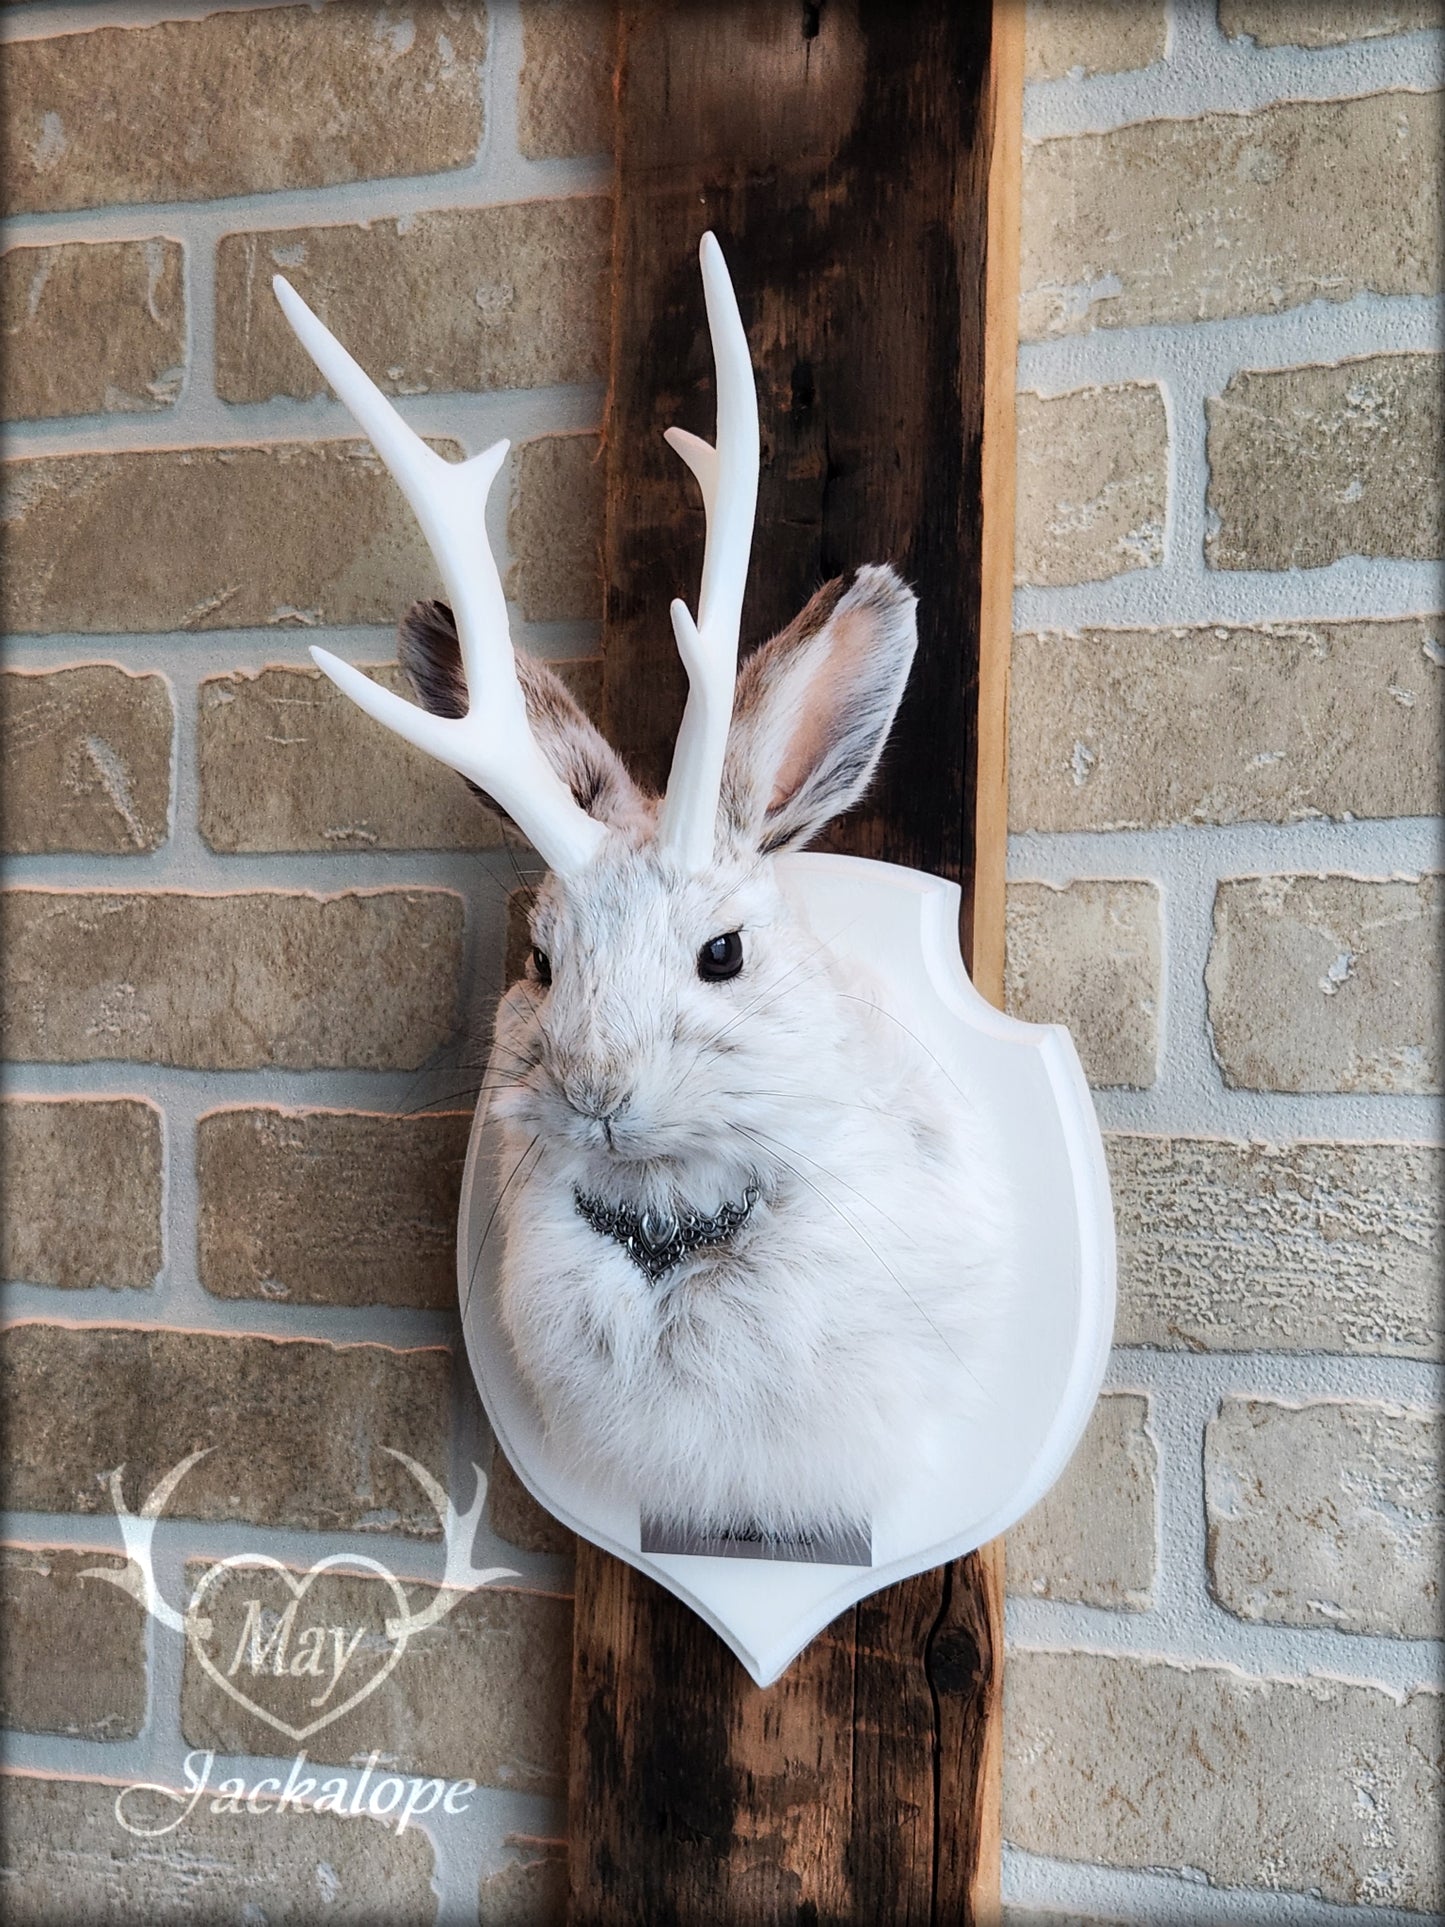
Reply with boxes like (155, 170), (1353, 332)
(574, 1186), (761, 1283)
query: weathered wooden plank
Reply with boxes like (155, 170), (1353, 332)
(971, 0), (1024, 1009)
(572, 3), (1020, 1920)
(601, 2), (999, 884)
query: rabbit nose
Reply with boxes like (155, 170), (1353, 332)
(562, 1074), (629, 1123)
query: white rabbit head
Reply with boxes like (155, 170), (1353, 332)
(396, 563), (917, 1217)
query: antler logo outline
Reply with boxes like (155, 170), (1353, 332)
(85, 1448), (518, 1739)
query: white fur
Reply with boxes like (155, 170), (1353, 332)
(472, 567), (1013, 1535)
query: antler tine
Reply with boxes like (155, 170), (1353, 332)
(272, 277), (606, 877)
(80, 1452), (213, 1634)
(657, 232), (760, 871)
(379, 1451), (517, 1639)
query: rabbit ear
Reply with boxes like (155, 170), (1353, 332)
(399, 599), (644, 829)
(721, 564), (918, 855)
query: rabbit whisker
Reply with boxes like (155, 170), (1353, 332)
(679, 930), (841, 1083)
(496, 831), (546, 896)
(831, 992), (973, 1107)
(462, 1132), (542, 1324)
(390, 1025), (535, 1119)
(495, 984), (539, 1018)
(738, 1121), (915, 1241)
(731, 1122), (984, 1390)
(401, 1090), (482, 1117)
(399, 1044), (538, 1094)
(400, 1079), (528, 1118)
(391, 1052), (491, 1116)
(474, 1028), (540, 1066)
(685, 909), (867, 1075)
(456, 858), (520, 910)
(475, 1048), (539, 1079)
(718, 1086), (893, 1117)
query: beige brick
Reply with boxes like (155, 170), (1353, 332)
(1207, 1398), (1443, 1639)
(1, 665), (172, 853)
(1, 438), (460, 636)
(198, 662), (504, 853)
(1021, 92), (1441, 339)
(215, 199), (610, 403)
(480, 1842), (567, 1926)
(1005, 1651), (1442, 1910)
(198, 654), (601, 852)
(1025, 2), (1166, 79)
(1004, 1915), (1126, 1927)
(1, 5), (486, 215)
(0, 1547), (145, 1739)
(489, 1446), (574, 1556)
(1015, 385), (1166, 586)
(1005, 880), (1160, 1088)
(1110, 1135), (1442, 1357)
(1206, 354), (1443, 571)
(1004, 1914), (1126, 1927)
(1007, 1394), (1156, 1610)
(197, 1107), (471, 1309)
(181, 1560), (571, 1795)
(1207, 874), (1440, 1093)
(0, 888), (461, 1070)
(507, 432), (605, 621)
(0, 1774), (434, 1922)
(0, 1323), (450, 1535)
(1219, 2), (1440, 46)
(1, 1097), (161, 1292)
(1009, 619), (1445, 831)
(1, 238), (184, 420)
(519, 0), (616, 157)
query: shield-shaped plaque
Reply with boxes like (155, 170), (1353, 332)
(459, 850), (1115, 1688)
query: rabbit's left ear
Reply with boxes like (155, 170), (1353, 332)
(720, 563), (918, 855)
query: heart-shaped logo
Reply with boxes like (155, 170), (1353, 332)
(185, 1554), (414, 1745)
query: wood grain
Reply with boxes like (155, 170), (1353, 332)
(571, 3), (1020, 1920)
(969, 0), (1024, 1011)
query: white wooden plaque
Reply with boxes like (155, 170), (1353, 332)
(459, 851), (1115, 1687)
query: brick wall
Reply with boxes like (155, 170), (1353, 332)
(1004, 4), (1443, 1923)
(1, 3), (1440, 1924)
(0, 2), (606, 1918)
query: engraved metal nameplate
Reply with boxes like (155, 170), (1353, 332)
(642, 1517), (872, 1567)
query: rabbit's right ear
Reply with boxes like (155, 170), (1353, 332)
(720, 564), (918, 855)
(399, 598), (644, 829)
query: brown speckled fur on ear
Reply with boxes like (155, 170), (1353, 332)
(512, 652), (645, 827)
(397, 598), (646, 829)
(398, 598), (469, 716)
(397, 599), (480, 796)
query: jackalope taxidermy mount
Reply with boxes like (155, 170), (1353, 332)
(275, 237), (1010, 1543)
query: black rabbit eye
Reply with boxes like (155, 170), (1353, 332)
(698, 931), (744, 982)
(531, 947), (552, 985)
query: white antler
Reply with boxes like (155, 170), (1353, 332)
(657, 232), (761, 871)
(380, 1450), (516, 1640)
(272, 278), (607, 878)
(81, 1450), (212, 1635)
